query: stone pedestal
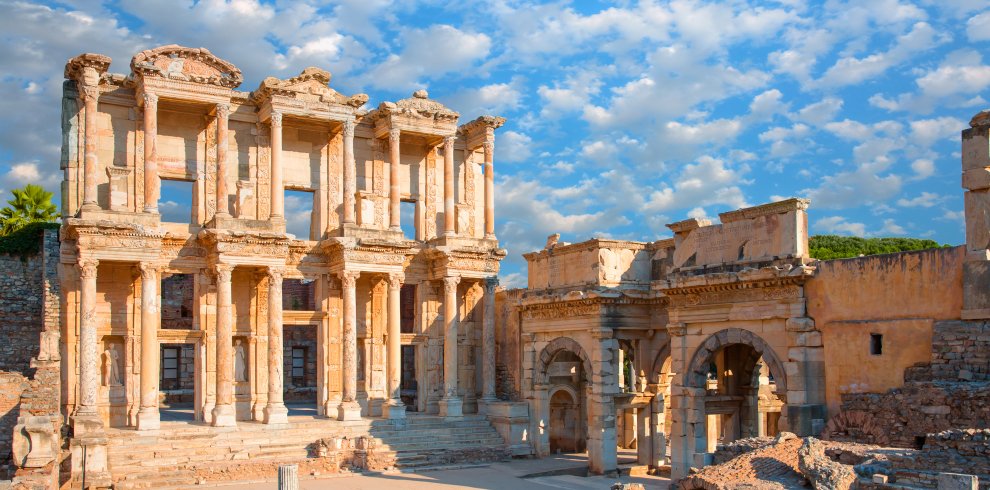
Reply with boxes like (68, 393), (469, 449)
(385, 401), (406, 420)
(439, 397), (463, 418)
(70, 415), (111, 489)
(337, 401), (362, 421)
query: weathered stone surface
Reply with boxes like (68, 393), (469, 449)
(797, 437), (856, 490)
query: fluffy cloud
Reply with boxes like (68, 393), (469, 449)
(366, 25), (491, 90)
(966, 11), (990, 42)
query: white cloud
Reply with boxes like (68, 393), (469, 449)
(498, 131), (533, 164)
(880, 218), (907, 235)
(644, 156), (750, 213)
(815, 216), (867, 236)
(794, 97), (843, 126)
(366, 25), (491, 90)
(897, 191), (944, 207)
(749, 89), (789, 118)
(966, 11), (990, 42)
(911, 158), (936, 179)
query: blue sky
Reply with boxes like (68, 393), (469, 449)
(1, 0), (988, 286)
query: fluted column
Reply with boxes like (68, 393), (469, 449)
(439, 275), (462, 418)
(80, 86), (100, 212)
(338, 270), (362, 420)
(142, 92), (159, 214)
(483, 140), (495, 239)
(264, 267), (289, 424)
(480, 277), (498, 409)
(212, 263), (236, 426)
(270, 112), (284, 219)
(443, 136), (456, 236)
(388, 128), (401, 232)
(137, 262), (161, 430)
(76, 258), (100, 416)
(342, 120), (356, 225)
(215, 103), (231, 219)
(385, 273), (406, 419)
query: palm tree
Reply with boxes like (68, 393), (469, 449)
(0, 184), (60, 235)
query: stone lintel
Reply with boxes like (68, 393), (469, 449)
(717, 198), (810, 224)
(666, 217), (712, 234)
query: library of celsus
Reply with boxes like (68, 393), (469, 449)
(1, 43), (989, 490)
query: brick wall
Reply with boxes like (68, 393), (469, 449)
(905, 320), (990, 382)
(161, 273), (195, 329)
(0, 228), (61, 480)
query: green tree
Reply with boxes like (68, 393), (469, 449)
(0, 184), (60, 235)
(809, 234), (951, 260)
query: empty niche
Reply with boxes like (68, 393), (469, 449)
(284, 188), (315, 240)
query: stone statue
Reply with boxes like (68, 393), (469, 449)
(234, 339), (247, 382)
(103, 344), (122, 386)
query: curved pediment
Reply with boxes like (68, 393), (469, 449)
(377, 90), (459, 122)
(130, 45), (243, 89)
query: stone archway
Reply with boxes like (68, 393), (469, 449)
(532, 337), (593, 460)
(684, 329), (789, 454)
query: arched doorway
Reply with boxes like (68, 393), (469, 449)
(549, 387), (585, 453)
(685, 329), (788, 453)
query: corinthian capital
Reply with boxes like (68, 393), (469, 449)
(142, 92), (158, 110)
(442, 275), (461, 291)
(214, 263), (234, 283)
(270, 111), (283, 128)
(388, 128), (401, 143)
(339, 270), (360, 289)
(343, 119), (355, 137)
(266, 266), (284, 282)
(483, 276), (499, 294)
(138, 262), (160, 281)
(78, 258), (99, 278)
(387, 272), (405, 290)
(215, 103), (231, 119)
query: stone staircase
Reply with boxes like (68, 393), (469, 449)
(106, 414), (508, 489)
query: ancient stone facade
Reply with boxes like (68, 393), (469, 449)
(495, 112), (990, 481)
(52, 45), (504, 487)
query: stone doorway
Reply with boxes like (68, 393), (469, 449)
(400, 345), (417, 410)
(284, 324), (318, 417)
(549, 388), (585, 453)
(159, 342), (197, 422)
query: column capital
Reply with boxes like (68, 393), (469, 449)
(483, 140), (494, 154)
(214, 263), (234, 282)
(78, 258), (99, 278)
(343, 119), (355, 137)
(444, 135), (456, 148)
(442, 275), (461, 290)
(215, 103), (231, 119)
(338, 270), (360, 289)
(142, 91), (158, 108)
(270, 111), (283, 128)
(266, 266), (285, 282)
(388, 128), (401, 142)
(483, 276), (499, 293)
(138, 262), (160, 280)
(387, 272), (405, 290)
(79, 85), (100, 102)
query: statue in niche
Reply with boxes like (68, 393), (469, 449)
(102, 344), (122, 386)
(234, 339), (247, 382)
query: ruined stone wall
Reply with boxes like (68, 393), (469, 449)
(494, 288), (522, 400)
(824, 320), (990, 449)
(874, 429), (990, 489)
(0, 229), (61, 479)
(806, 246), (965, 414)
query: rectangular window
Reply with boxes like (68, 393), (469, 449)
(400, 199), (417, 239)
(160, 178), (195, 224)
(162, 347), (179, 390)
(283, 278), (316, 311)
(284, 189), (315, 240)
(400, 284), (416, 334)
(870, 333), (883, 356)
(161, 273), (195, 329)
(292, 347), (306, 384)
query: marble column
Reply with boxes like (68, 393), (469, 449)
(342, 120), (356, 225)
(483, 140), (495, 239)
(76, 258), (100, 416)
(270, 112), (284, 219)
(385, 272), (405, 419)
(264, 267), (289, 424)
(338, 270), (362, 420)
(212, 263), (236, 426)
(215, 103), (231, 218)
(480, 277), (498, 409)
(388, 128), (401, 232)
(142, 92), (159, 214)
(439, 275), (462, 418)
(81, 86), (100, 212)
(136, 262), (161, 430)
(443, 136), (456, 236)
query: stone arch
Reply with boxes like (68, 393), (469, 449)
(820, 410), (889, 446)
(684, 328), (788, 393)
(651, 342), (672, 381)
(536, 336), (593, 385)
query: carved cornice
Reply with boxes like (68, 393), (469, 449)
(519, 299), (601, 320)
(657, 264), (814, 298)
(64, 53), (111, 83)
(718, 198), (810, 224)
(458, 115), (506, 135)
(198, 229), (290, 258)
(65, 220), (165, 251)
(251, 67), (368, 109)
(374, 90), (459, 122)
(130, 45), (242, 88)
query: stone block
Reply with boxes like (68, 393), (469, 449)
(786, 317), (815, 332)
(963, 261), (990, 318)
(962, 124), (990, 171)
(938, 472), (978, 490)
(873, 474), (889, 484)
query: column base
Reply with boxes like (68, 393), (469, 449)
(264, 403), (289, 425)
(478, 395), (498, 415)
(337, 401), (362, 421)
(71, 413), (104, 437)
(211, 404), (237, 427)
(136, 407), (160, 431)
(439, 397), (463, 419)
(384, 400), (406, 420)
